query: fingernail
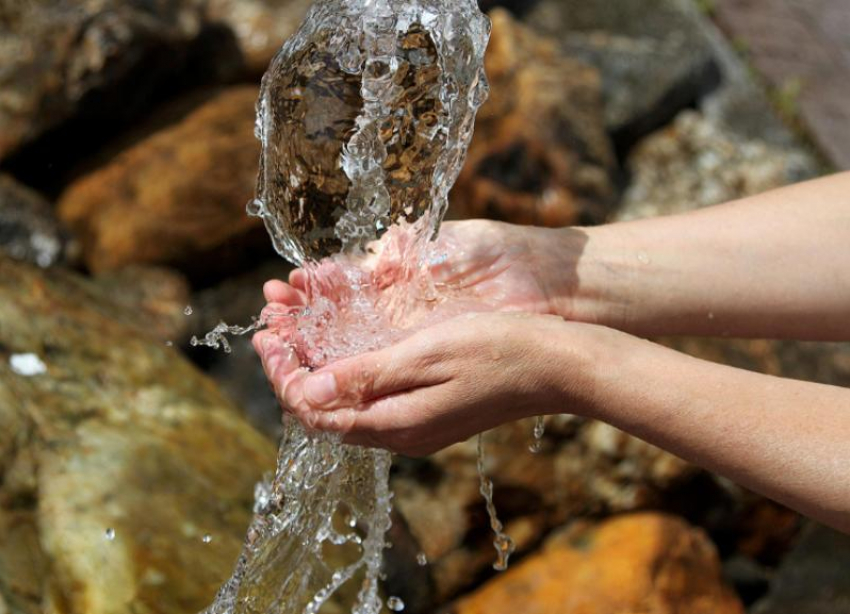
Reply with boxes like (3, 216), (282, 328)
(303, 371), (338, 407)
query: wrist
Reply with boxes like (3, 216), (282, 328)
(544, 224), (639, 331)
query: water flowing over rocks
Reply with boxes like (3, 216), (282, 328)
(449, 513), (744, 614)
(58, 86), (264, 277)
(0, 256), (275, 614)
(449, 10), (616, 227)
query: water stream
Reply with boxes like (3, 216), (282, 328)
(201, 1), (519, 612)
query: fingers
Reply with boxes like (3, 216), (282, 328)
(289, 269), (308, 291)
(253, 329), (300, 385)
(263, 279), (305, 306)
(282, 338), (448, 414)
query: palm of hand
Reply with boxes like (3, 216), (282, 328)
(429, 220), (554, 315)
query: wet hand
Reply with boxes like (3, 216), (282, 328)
(255, 311), (600, 456)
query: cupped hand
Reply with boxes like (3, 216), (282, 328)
(255, 311), (600, 456)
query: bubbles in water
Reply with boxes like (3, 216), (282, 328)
(184, 305), (194, 316)
(387, 596), (405, 612)
(203, 533), (213, 544)
(104, 527), (116, 541)
(416, 552), (428, 566)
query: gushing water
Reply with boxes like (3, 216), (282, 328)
(201, 1), (505, 612)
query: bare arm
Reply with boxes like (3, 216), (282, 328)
(583, 325), (850, 532)
(563, 172), (850, 340)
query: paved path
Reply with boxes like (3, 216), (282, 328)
(713, 0), (850, 169)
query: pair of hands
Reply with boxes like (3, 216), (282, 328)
(253, 220), (600, 456)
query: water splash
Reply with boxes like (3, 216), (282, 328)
(476, 433), (515, 571)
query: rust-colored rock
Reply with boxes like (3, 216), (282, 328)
(58, 86), (262, 275)
(450, 513), (744, 614)
(449, 9), (616, 227)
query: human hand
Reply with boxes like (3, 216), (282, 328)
(283, 219), (585, 317)
(254, 311), (603, 456)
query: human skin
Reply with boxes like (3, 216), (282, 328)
(254, 172), (850, 533)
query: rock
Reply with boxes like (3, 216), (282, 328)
(449, 9), (616, 227)
(58, 86), (269, 279)
(207, 0), (313, 75)
(524, 0), (721, 149)
(188, 259), (292, 436)
(0, 0), (231, 164)
(0, 255), (276, 613)
(93, 265), (192, 343)
(449, 513), (744, 614)
(752, 523), (850, 614)
(391, 417), (697, 601)
(617, 111), (816, 221)
(0, 173), (74, 268)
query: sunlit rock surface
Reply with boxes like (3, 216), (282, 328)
(450, 513), (744, 614)
(0, 256), (275, 614)
(450, 9), (616, 227)
(251, 0), (490, 264)
(58, 87), (263, 277)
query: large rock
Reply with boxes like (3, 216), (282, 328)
(524, 0), (720, 149)
(617, 111), (816, 221)
(449, 513), (744, 614)
(449, 9), (616, 227)
(752, 523), (850, 614)
(0, 0), (232, 164)
(391, 417), (696, 601)
(207, 0), (313, 75)
(58, 86), (267, 278)
(0, 255), (276, 613)
(0, 173), (74, 268)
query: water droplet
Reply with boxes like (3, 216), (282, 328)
(387, 596), (405, 611)
(165, 340), (174, 347)
(416, 552), (427, 566)
(9, 353), (47, 377)
(184, 305), (194, 316)
(636, 251), (651, 265)
(529, 415), (545, 454)
(104, 528), (116, 541)
(202, 533), (213, 544)
(347, 515), (358, 528)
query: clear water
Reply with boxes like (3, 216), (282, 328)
(201, 1), (507, 612)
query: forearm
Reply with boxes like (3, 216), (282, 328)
(557, 325), (850, 532)
(559, 172), (850, 340)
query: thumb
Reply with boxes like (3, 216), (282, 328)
(283, 339), (444, 412)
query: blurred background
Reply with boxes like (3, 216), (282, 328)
(1, 0), (849, 613)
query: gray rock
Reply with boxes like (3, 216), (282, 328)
(0, 255), (276, 613)
(524, 0), (721, 149)
(752, 523), (850, 614)
(0, 173), (73, 268)
(617, 111), (816, 221)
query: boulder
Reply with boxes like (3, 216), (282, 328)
(449, 9), (616, 227)
(207, 0), (313, 75)
(0, 173), (74, 268)
(0, 255), (275, 613)
(752, 523), (850, 614)
(0, 0), (232, 164)
(617, 111), (816, 221)
(391, 417), (697, 601)
(449, 513), (744, 614)
(524, 0), (721, 149)
(58, 86), (268, 278)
